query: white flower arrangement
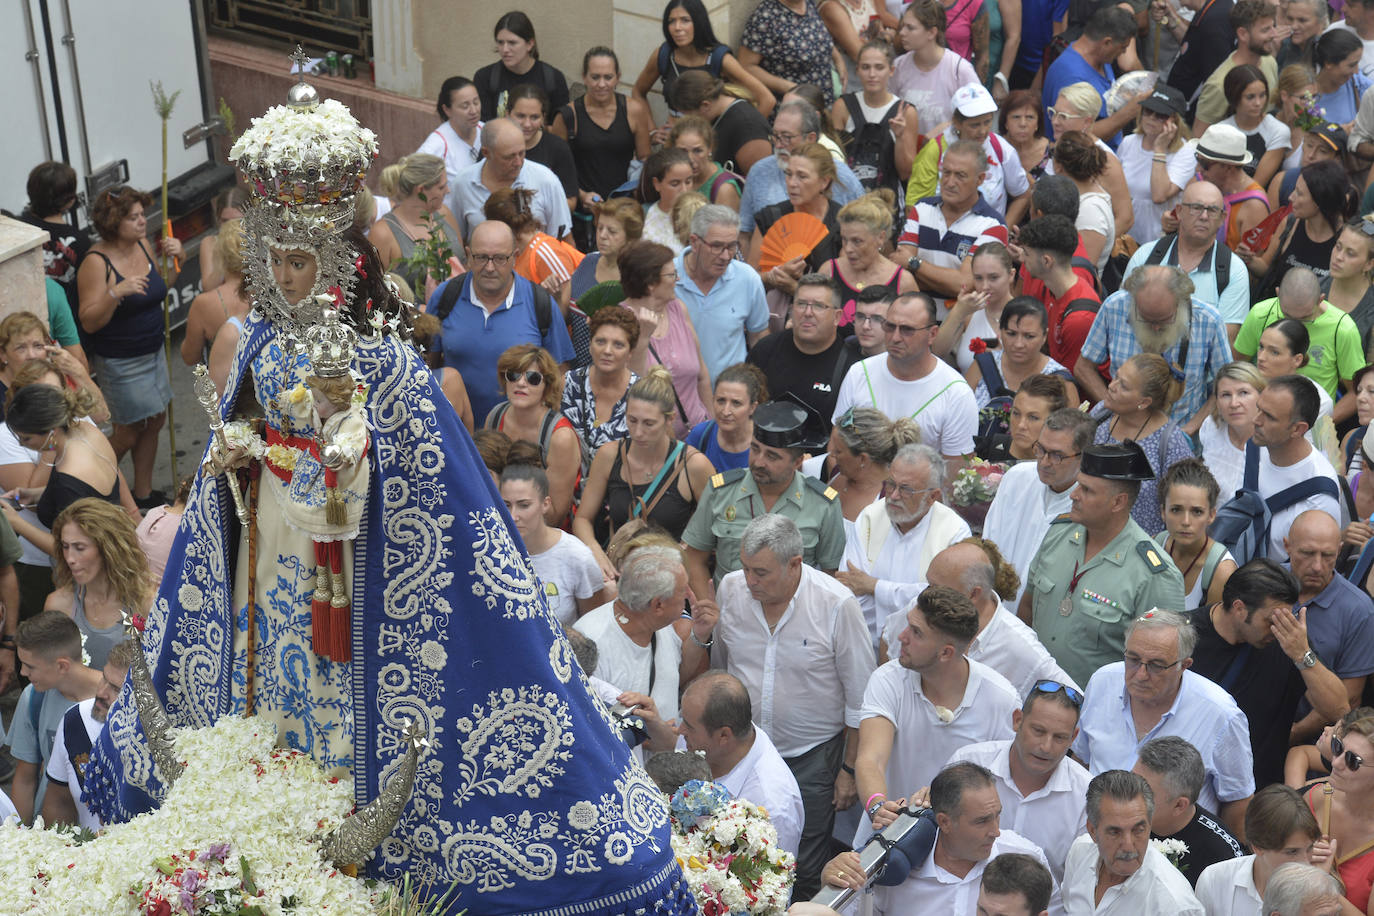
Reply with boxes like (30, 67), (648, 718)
(1150, 836), (1189, 871)
(221, 421), (266, 460)
(229, 99), (378, 172)
(0, 716), (412, 914)
(668, 781), (794, 916)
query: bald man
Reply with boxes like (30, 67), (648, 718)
(1121, 182), (1250, 342)
(1284, 510), (1374, 743)
(881, 543), (1077, 699)
(449, 117), (573, 242)
(427, 219), (576, 418)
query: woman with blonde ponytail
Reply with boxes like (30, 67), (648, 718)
(367, 153), (463, 296)
(573, 366), (715, 580)
(5, 382), (123, 556)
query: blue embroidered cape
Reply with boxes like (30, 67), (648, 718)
(84, 314), (695, 915)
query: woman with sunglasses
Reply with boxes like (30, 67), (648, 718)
(574, 368), (714, 581)
(1154, 458), (1236, 609)
(827, 406), (923, 544)
(482, 344), (583, 528)
(1091, 353), (1192, 536)
(1304, 710), (1374, 915)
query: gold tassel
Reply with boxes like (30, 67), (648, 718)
(325, 485), (347, 527)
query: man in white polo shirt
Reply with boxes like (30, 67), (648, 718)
(832, 293), (978, 460)
(676, 670), (805, 858)
(855, 587), (1019, 838)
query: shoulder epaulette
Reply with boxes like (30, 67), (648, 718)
(803, 476), (839, 501)
(711, 468), (748, 489)
(1138, 541), (1169, 572)
(1048, 513), (1075, 525)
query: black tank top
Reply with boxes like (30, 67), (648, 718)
(1272, 220), (1337, 290)
(560, 95), (637, 198)
(597, 443), (697, 542)
(86, 243), (168, 357)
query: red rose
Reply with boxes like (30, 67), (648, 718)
(968, 338), (988, 354)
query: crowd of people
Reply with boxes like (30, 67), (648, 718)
(6, 0), (1374, 911)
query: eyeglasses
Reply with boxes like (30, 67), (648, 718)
(882, 319), (937, 337)
(1047, 108), (1080, 123)
(1124, 652), (1182, 676)
(504, 369), (547, 386)
(1357, 217), (1374, 237)
(470, 253), (514, 266)
(793, 299), (834, 313)
(1032, 442), (1081, 465)
(882, 479), (936, 500)
(770, 130), (802, 145)
(1332, 734), (1365, 772)
(853, 312), (885, 326)
(695, 238), (740, 257)
(837, 406), (859, 430)
(1179, 202), (1224, 217)
(1031, 679), (1084, 708)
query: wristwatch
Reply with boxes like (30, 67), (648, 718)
(906, 255), (924, 276)
(1298, 649), (1318, 669)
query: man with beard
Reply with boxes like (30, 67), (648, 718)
(1122, 182), (1250, 343)
(1073, 264), (1233, 434)
(40, 638), (138, 830)
(682, 399), (845, 597)
(837, 443), (973, 649)
(1061, 770), (1204, 915)
(1018, 441), (1185, 688)
(1192, 0), (1282, 132)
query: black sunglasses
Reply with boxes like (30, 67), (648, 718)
(1032, 679), (1084, 708)
(505, 369), (546, 386)
(1332, 734), (1365, 772)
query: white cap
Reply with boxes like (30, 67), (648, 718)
(951, 83), (997, 119)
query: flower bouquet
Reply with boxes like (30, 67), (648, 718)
(668, 780), (795, 916)
(947, 458), (1007, 534)
(0, 716), (449, 915)
(1293, 92), (1327, 132)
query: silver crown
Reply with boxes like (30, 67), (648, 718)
(304, 306), (357, 379)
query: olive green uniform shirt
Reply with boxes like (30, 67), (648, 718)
(681, 468), (845, 586)
(1027, 515), (1186, 688)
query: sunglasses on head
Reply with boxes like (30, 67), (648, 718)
(1031, 679), (1084, 708)
(1332, 734), (1365, 772)
(505, 369), (546, 386)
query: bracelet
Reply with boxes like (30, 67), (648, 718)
(1152, 155), (1167, 162)
(0, 635), (15, 648)
(108, 287), (119, 301)
(841, 763), (856, 776)
(690, 629), (714, 648)
(864, 792), (886, 811)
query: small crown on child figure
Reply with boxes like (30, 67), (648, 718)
(305, 301), (357, 378)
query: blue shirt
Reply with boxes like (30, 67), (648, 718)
(1016, 0), (1072, 72)
(1042, 46), (1116, 144)
(674, 250), (771, 383)
(1123, 237), (1251, 326)
(448, 158), (574, 243)
(1314, 72), (1373, 128)
(686, 420), (749, 470)
(738, 154), (866, 234)
(429, 273), (576, 420)
(1074, 664), (1256, 816)
(1078, 291), (1233, 424)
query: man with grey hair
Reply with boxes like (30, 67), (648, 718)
(675, 204), (771, 382)
(1131, 736), (1243, 886)
(838, 443), (973, 647)
(1235, 267), (1366, 422)
(676, 670), (805, 860)
(714, 514), (874, 897)
(574, 546), (714, 723)
(985, 408), (1098, 606)
(1074, 609), (1255, 839)
(737, 100), (865, 238)
(1074, 263), (1233, 432)
(880, 542), (1078, 697)
(449, 117), (573, 242)
(1062, 770), (1204, 915)
(1261, 862), (1344, 916)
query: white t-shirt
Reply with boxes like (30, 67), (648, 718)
(45, 698), (102, 832)
(1118, 135), (1198, 246)
(832, 355), (978, 456)
(574, 603), (683, 721)
(1219, 113), (1291, 154)
(530, 531), (604, 626)
(1197, 416), (1248, 501)
(1258, 446), (1342, 562)
(0, 421), (64, 567)
(890, 50), (979, 137)
(1077, 190), (1115, 275)
(417, 120), (482, 190)
(954, 308), (997, 372)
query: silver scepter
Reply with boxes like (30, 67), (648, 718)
(191, 364), (249, 524)
(812, 806), (936, 911)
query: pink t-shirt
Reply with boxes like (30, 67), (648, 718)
(890, 50), (980, 137)
(941, 0), (985, 62)
(624, 299), (709, 438)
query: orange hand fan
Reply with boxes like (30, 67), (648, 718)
(757, 211), (830, 273)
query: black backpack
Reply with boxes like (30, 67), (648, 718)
(435, 275), (554, 337)
(1140, 234), (1231, 293)
(840, 94), (903, 204)
(1210, 442), (1341, 565)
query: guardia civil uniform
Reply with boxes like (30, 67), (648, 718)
(681, 399), (845, 586)
(1027, 441), (1186, 688)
